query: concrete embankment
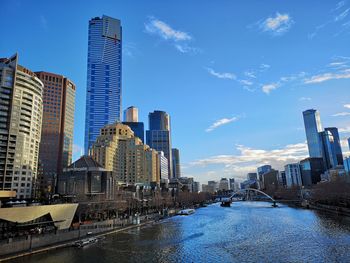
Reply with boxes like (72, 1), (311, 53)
(0, 216), (157, 262)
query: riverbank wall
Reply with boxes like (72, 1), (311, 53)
(0, 214), (160, 261)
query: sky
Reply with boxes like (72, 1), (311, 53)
(1, 0), (350, 184)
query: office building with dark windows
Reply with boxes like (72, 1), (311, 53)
(146, 111), (173, 179)
(0, 54), (44, 199)
(84, 15), (122, 154)
(35, 71), (76, 198)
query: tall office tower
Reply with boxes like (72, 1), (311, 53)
(219, 178), (229, 191)
(84, 15), (122, 154)
(0, 54), (44, 199)
(146, 111), (173, 179)
(284, 163), (302, 188)
(325, 127), (343, 166)
(172, 148), (181, 178)
(303, 109), (323, 158)
(319, 130), (337, 169)
(35, 72), (76, 197)
(122, 106), (144, 143)
(348, 137), (350, 151)
(124, 106), (138, 122)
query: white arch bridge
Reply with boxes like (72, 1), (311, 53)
(220, 188), (278, 207)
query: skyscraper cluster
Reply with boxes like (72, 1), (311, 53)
(0, 15), (183, 200)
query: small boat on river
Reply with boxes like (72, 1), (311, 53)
(177, 209), (195, 215)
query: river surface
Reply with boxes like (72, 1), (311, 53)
(10, 202), (350, 263)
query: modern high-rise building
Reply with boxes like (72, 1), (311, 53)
(348, 137), (350, 151)
(35, 71), (76, 197)
(0, 54), (44, 199)
(122, 106), (144, 143)
(124, 106), (138, 122)
(284, 163), (302, 188)
(146, 111), (172, 179)
(84, 15), (122, 154)
(229, 178), (235, 191)
(325, 127), (343, 166)
(320, 130), (337, 169)
(303, 109), (323, 158)
(172, 148), (181, 178)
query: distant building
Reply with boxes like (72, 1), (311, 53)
(84, 15), (122, 154)
(319, 130), (337, 169)
(229, 178), (235, 191)
(284, 163), (302, 188)
(303, 109), (323, 158)
(299, 157), (324, 186)
(219, 178), (229, 191)
(35, 71), (76, 198)
(278, 171), (287, 187)
(122, 106), (144, 143)
(122, 122), (144, 143)
(207, 181), (218, 193)
(124, 106), (138, 122)
(0, 54), (44, 199)
(262, 170), (279, 191)
(146, 111), (172, 179)
(202, 184), (210, 193)
(348, 137), (350, 151)
(58, 156), (114, 201)
(257, 165), (272, 189)
(178, 177), (194, 192)
(158, 151), (169, 180)
(247, 173), (257, 180)
(344, 157), (350, 176)
(172, 148), (181, 178)
(193, 181), (200, 192)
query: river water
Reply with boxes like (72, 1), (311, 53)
(10, 202), (350, 263)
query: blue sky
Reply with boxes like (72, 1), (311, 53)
(1, 0), (350, 183)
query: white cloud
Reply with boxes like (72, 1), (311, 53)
(260, 64), (271, 71)
(207, 68), (236, 80)
(299, 97), (312, 101)
(339, 126), (350, 133)
(239, 79), (253, 86)
(304, 69), (350, 84)
(145, 17), (191, 41)
(262, 83), (279, 94)
(334, 8), (350, 21)
(189, 143), (308, 180)
(244, 71), (257, 78)
(260, 12), (294, 35)
(344, 104), (350, 109)
(206, 116), (239, 132)
(332, 112), (350, 117)
(145, 17), (198, 53)
(333, 1), (347, 12)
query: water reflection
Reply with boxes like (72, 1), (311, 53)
(9, 202), (350, 263)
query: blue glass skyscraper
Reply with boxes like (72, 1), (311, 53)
(146, 111), (173, 179)
(84, 15), (122, 154)
(325, 127), (343, 166)
(303, 109), (323, 158)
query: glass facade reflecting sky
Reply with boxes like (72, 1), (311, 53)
(303, 109), (323, 158)
(84, 15), (122, 154)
